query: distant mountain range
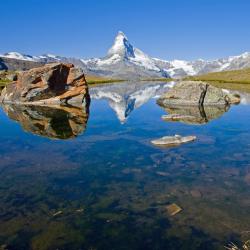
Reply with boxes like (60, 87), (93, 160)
(1, 31), (250, 79)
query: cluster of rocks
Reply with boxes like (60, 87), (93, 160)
(0, 63), (90, 106)
(151, 81), (241, 147)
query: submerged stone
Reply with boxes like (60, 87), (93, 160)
(166, 203), (182, 216)
(190, 189), (202, 198)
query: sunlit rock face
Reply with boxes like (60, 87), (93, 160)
(157, 81), (240, 107)
(0, 63), (90, 106)
(1, 104), (89, 139)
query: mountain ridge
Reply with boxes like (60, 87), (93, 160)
(1, 32), (250, 79)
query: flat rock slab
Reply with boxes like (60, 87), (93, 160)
(166, 203), (182, 216)
(151, 135), (196, 146)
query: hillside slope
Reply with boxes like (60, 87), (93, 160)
(188, 67), (250, 92)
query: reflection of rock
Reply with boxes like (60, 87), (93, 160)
(157, 81), (240, 106)
(161, 105), (230, 125)
(1, 104), (89, 139)
(90, 81), (174, 123)
(0, 63), (90, 106)
(151, 135), (196, 147)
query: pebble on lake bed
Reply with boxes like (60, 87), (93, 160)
(52, 210), (63, 217)
(151, 135), (196, 146)
(190, 189), (202, 198)
(166, 203), (182, 216)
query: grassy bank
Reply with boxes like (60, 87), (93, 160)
(141, 78), (173, 82)
(187, 67), (250, 92)
(85, 74), (125, 85)
(0, 79), (11, 89)
(86, 75), (173, 86)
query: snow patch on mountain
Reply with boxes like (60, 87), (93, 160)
(1, 52), (37, 61)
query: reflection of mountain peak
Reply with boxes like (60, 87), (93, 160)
(90, 82), (174, 123)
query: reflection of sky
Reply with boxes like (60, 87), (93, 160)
(1, 85), (250, 249)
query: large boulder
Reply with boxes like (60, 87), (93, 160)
(0, 63), (89, 105)
(157, 81), (240, 106)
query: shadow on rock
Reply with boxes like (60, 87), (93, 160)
(160, 104), (230, 125)
(1, 103), (90, 139)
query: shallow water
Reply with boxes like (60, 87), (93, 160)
(0, 81), (250, 250)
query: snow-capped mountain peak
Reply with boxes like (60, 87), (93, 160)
(107, 31), (135, 58)
(2, 52), (37, 61)
(2, 32), (250, 80)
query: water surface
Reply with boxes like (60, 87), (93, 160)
(0, 81), (250, 250)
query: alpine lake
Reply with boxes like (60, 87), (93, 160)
(0, 81), (250, 250)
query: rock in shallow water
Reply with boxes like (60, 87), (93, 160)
(151, 135), (196, 146)
(157, 81), (240, 106)
(0, 63), (90, 105)
(166, 203), (182, 216)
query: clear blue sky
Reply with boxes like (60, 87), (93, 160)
(1, 0), (250, 60)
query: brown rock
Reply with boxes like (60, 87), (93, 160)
(190, 189), (202, 198)
(0, 63), (89, 105)
(166, 203), (182, 216)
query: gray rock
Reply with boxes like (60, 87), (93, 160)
(157, 81), (240, 106)
(151, 135), (196, 146)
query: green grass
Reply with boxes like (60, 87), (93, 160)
(0, 70), (15, 89)
(141, 78), (173, 82)
(85, 74), (173, 85)
(0, 79), (11, 87)
(85, 74), (125, 85)
(186, 67), (250, 92)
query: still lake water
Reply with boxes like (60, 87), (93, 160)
(0, 81), (250, 250)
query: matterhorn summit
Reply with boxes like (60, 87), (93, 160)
(107, 31), (135, 58)
(80, 31), (169, 79)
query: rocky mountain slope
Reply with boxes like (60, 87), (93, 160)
(1, 31), (250, 79)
